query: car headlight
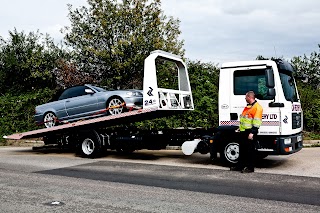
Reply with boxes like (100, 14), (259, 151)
(126, 92), (142, 96)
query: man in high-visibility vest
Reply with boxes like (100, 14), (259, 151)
(231, 91), (263, 173)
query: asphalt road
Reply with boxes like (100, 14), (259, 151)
(0, 147), (320, 212)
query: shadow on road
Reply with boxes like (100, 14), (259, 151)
(10, 146), (290, 170)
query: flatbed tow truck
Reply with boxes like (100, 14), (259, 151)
(4, 50), (303, 164)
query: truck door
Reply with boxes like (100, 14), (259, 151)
(230, 66), (281, 135)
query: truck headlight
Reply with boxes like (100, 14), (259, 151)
(284, 138), (291, 145)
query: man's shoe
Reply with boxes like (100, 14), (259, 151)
(241, 167), (254, 173)
(230, 167), (242, 171)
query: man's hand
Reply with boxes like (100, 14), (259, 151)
(248, 133), (254, 140)
(235, 128), (240, 133)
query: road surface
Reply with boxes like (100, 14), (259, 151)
(0, 147), (319, 212)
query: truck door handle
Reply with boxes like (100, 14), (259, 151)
(230, 113), (238, 120)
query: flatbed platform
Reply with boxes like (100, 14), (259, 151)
(4, 50), (194, 141)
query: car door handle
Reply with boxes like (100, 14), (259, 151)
(66, 100), (70, 103)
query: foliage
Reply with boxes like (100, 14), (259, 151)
(291, 45), (320, 132)
(303, 131), (320, 140)
(0, 89), (55, 139)
(185, 60), (219, 127)
(296, 82), (320, 132)
(291, 45), (320, 89)
(0, 29), (67, 94)
(53, 59), (98, 88)
(64, 0), (184, 89)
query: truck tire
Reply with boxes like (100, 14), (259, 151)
(78, 131), (102, 158)
(222, 141), (240, 165)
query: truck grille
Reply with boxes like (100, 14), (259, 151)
(292, 113), (302, 129)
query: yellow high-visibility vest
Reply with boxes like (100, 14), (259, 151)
(239, 101), (263, 131)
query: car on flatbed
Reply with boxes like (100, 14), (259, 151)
(34, 84), (143, 128)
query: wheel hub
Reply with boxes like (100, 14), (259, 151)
(82, 139), (95, 155)
(225, 142), (240, 163)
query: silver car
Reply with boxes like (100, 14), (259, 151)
(35, 84), (143, 128)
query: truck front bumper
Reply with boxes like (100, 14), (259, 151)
(278, 133), (303, 154)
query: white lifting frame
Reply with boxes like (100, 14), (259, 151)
(142, 50), (194, 111)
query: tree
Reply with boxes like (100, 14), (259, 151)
(53, 59), (97, 88)
(0, 29), (67, 94)
(291, 44), (320, 89)
(291, 45), (320, 132)
(185, 60), (220, 127)
(64, 0), (184, 89)
(296, 82), (320, 132)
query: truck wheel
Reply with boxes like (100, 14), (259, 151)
(78, 131), (102, 158)
(222, 141), (240, 164)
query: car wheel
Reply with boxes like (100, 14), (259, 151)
(43, 112), (57, 128)
(222, 141), (240, 165)
(106, 97), (125, 115)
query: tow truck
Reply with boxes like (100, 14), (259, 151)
(4, 50), (303, 164)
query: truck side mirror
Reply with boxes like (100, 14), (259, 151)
(265, 68), (275, 88)
(267, 88), (276, 98)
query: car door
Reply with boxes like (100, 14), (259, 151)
(64, 86), (99, 119)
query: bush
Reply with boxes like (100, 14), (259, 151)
(0, 88), (55, 140)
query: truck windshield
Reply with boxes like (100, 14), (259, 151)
(279, 70), (299, 102)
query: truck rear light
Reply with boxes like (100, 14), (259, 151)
(285, 147), (293, 152)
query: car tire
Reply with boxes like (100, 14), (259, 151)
(43, 112), (57, 128)
(106, 96), (126, 115)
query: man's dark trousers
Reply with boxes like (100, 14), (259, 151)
(237, 131), (256, 171)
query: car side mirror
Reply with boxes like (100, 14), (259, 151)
(85, 89), (94, 94)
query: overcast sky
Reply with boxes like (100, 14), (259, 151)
(1, 0), (320, 64)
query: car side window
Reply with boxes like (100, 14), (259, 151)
(58, 86), (88, 100)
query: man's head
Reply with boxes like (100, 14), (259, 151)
(245, 91), (256, 104)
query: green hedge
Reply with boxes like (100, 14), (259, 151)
(0, 88), (55, 140)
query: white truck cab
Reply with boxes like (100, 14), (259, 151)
(218, 59), (303, 163)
